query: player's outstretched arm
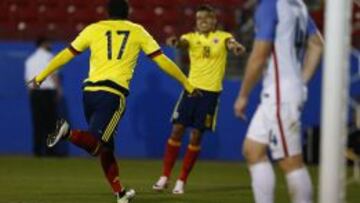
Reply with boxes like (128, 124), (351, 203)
(166, 36), (189, 50)
(302, 32), (323, 84)
(234, 41), (272, 119)
(29, 48), (75, 87)
(152, 53), (194, 94)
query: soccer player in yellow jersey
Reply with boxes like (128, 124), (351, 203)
(153, 5), (245, 194)
(27, 1), (197, 203)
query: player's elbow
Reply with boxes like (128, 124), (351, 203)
(152, 54), (163, 65)
(250, 41), (272, 65)
(308, 33), (324, 53)
(248, 53), (268, 70)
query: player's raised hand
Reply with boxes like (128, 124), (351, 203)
(26, 77), (41, 89)
(166, 36), (178, 47)
(232, 44), (246, 56)
(183, 81), (203, 97)
(189, 88), (203, 97)
(234, 96), (248, 121)
(227, 38), (246, 56)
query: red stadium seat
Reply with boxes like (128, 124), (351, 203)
(16, 4), (39, 22)
(129, 0), (145, 8)
(43, 11), (67, 23)
(148, 0), (180, 8)
(0, 5), (10, 22)
(180, 0), (206, 7)
(0, 0), (242, 41)
(217, 9), (237, 30)
(71, 7), (95, 22)
(129, 8), (156, 24)
(153, 7), (180, 24)
(92, 0), (107, 6)
(0, 21), (37, 40)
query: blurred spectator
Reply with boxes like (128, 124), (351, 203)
(25, 37), (62, 157)
(347, 103), (360, 162)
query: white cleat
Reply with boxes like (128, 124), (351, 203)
(152, 176), (168, 191)
(47, 119), (70, 148)
(172, 179), (185, 195)
(117, 189), (136, 203)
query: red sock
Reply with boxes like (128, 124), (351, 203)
(162, 138), (181, 177)
(179, 145), (201, 182)
(68, 130), (102, 156)
(100, 148), (122, 193)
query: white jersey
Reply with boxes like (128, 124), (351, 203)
(254, 0), (317, 104)
(246, 0), (319, 159)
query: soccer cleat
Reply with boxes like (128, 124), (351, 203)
(172, 179), (185, 194)
(47, 119), (70, 148)
(152, 176), (169, 191)
(117, 189), (136, 203)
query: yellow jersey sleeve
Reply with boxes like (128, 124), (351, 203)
(223, 32), (233, 40)
(35, 49), (75, 83)
(137, 26), (161, 55)
(70, 25), (94, 52)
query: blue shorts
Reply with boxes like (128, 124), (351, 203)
(83, 90), (126, 149)
(171, 90), (220, 132)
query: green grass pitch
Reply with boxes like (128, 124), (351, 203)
(0, 156), (359, 203)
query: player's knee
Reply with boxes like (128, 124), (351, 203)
(243, 147), (257, 163)
(170, 124), (185, 141)
(243, 140), (267, 164)
(91, 148), (101, 157)
(189, 129), (203, 146)
(278, 154), (305, 173)
(91, 142), (113, 157)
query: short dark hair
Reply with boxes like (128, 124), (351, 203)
(35, 37), (50, 47)
(107, 0), (129, 19)
(196, 4), (215, 14)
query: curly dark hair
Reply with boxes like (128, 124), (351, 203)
(107, 0), (129, 19)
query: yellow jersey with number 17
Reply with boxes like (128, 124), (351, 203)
(180, 30), (232, 92)
(70, 20), (161, 95)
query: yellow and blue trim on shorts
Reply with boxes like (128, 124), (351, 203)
(83, 80), (128, 143)
(101, 93), (126, 142)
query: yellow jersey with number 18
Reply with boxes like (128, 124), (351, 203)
(70, 20), (161, 95)
(181, 30), (232, 92)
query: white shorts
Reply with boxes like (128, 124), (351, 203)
(246, 101), (303, 160)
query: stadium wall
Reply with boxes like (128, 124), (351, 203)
(0, 41), (358, 160)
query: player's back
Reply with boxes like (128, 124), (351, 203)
(71, 20), (160, 91)
(258, 0), (314, 103)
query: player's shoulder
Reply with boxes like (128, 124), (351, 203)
(122, 20), (143, 29)
(255, 0), (278, 21)
(120, 20), (148, 32)
(256, 0), (278, 12)
(77, 21), (100, 34)
(182, 31), (196, 37)
(90, 20), (143, 31)
(258, 0), (278, 5)
(182, 31), (201, 40)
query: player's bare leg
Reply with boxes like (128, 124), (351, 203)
(278, 155), (313, 203)
(173, 129), (203, 194)
(47, 119), (136, 202)
(169, 123), (186, 142)
(243, 138), (275, 203)
(153, 124), (186, 191)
